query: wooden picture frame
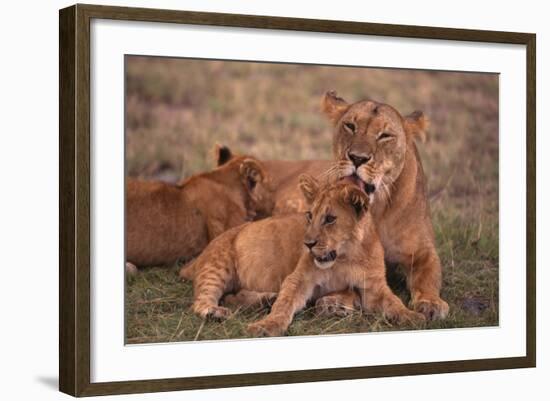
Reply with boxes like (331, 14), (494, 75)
(59, 3), (536, 397)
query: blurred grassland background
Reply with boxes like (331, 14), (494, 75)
(125, 56), (499, 344)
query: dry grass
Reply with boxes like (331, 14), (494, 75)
(125, 56), (499, 343)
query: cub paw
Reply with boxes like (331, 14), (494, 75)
(247, 319), (286, 337)
(411, 297), (449, 320)
(224, 291), (277, 308)
(222, 294), (239, 305)
(194, 305), (231, 320)
(315, 296), (356, 317)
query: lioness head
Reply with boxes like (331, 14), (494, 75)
(321, 91), (428, 199)
(299, 174), (370, 270)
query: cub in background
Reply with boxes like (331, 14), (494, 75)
(126, 156), (275, 271)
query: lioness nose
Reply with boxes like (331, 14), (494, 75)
(348, 152), (371, 168)
(304, 240), (317, 250)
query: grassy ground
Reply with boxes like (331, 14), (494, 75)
(125, 56), (499, 344)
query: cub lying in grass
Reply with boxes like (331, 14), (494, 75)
(126, 156), (274, 269)
(182, 174), (423, 335)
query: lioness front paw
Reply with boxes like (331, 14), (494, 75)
(247, 319), (286, 337)
(398, 309), (426, 324)
(383, 306), (425, 325)
(412, 297), (449, 320)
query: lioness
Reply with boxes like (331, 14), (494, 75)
(183, 175), (423, 334)
(321, 91), (449, 320)
(126, 156), (274, 268)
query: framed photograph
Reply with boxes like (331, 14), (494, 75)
(59, 4), (536, 397)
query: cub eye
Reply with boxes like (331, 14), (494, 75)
(324, 215), (336, 225)
(378, 132), (393, 141)
(343, 122), (356, 133)
(305, 211), (312, 223)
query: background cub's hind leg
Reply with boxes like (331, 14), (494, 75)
(223, 290), (277, 308)
(315, 289), (361, 317)
(125, 262), (138, 275)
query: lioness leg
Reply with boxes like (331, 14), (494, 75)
(223, 290), (277, 308)
(404, 247), (449, 320)
(315, 289), (360, 316)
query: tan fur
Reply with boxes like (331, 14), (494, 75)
(320, 91), (449, 320)
(213, 145), (331, 214)
(263, 160), (332, 214)
(183, 176), (423, 333)
(126, 156), (274, 268)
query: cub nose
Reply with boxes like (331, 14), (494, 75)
(348, 152), (371, 168)
(304, 240), (317, 250)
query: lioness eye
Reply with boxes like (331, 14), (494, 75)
(378, 132), (393, 141)
(305, 211), (312, 223)
(324, 215), (336, 225)
(344, 122), (356, 133)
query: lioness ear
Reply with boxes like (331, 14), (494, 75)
(341, 186), (369, 217)
(239, 159), (266, 191)
(404, 111), (429, 142)
(299, 174), (319, 204)
(214, 144), (233, 166)
(321, 91), (350, 124)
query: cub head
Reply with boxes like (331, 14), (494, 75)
(213, 144), (236, 166)
(321, 90), (428, 198)
(299, 174), (370, 270)
(210, 144), (274, 219)
(237, 157), (275, 219)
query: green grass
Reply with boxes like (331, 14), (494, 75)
(125, 56), (499, 343)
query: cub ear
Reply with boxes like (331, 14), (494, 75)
(404, 111), (429, 142)
(214, 144), (233, 166)
(239, 158), (266, 191)
(321, 91), (350, 125)
(341, 185), (369, 217)
(299, 174), (319, 204)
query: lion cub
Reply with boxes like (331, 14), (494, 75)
(126, 156), (274, 269)
(183, 174), (423, 334)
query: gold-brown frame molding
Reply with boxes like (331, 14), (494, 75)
(59, 3), (536, 397)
